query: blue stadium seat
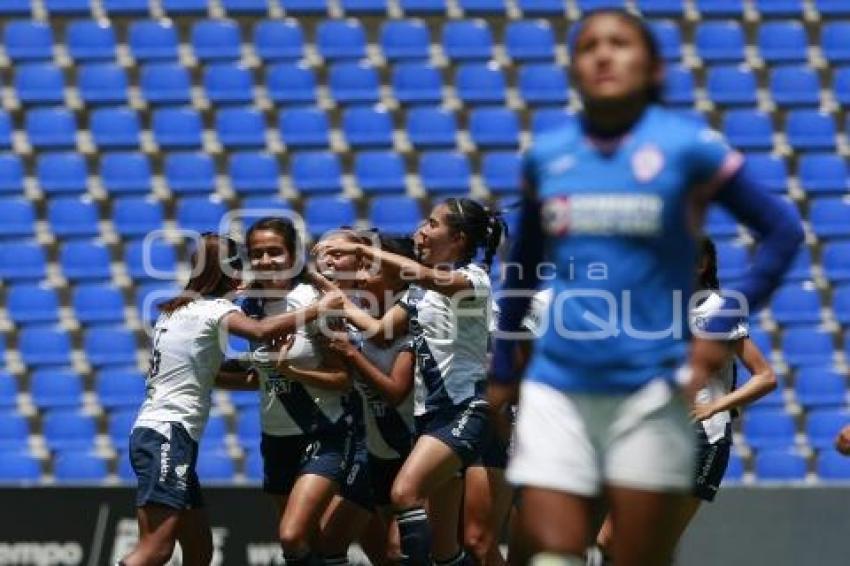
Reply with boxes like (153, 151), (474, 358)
(650, 20), (682, 61)
(0, 111), (11, 149)
(723, 452), (744, 483)
(244, 448), (263, 480)
(341, 0), (389, 14)
(0, 155), (24, 195)
(744, 410), (796, 450)
(836, 71), (850, 113)
(60, 240), (111, 281)
(73, 283), (126, 325)
(806, 409), (850, 449)
(663, 65), (695, 106)
(716, 241), (749, 281)
(42, 411), (97, 451)
(216, 107), (266, 149)
(129, 21), (179, 62)
(706, 66), (757, 106)
(786, 111), (836, 152)
(771, 283), (822, 326)
(97, 368), (146, 410)
(165, 152), (216, 195)
(236, 408), (261, 450)
(457, 0), (505, 14)
(770, 66), (820, 107)
(821, 23), (850, 65)
(85, 327), (137, 367)
(343, 106), (394, 149)
(816, 0), (850, 15)
(505, 20), (555, 62)
(15, 63), (65, 105)
(192, 20), (241, 62)
(482, 152), (521, 194)
(835, 286), (850, 327)
(782, 327), (835, 367)
(747, 376), (787, 411)
(37, 153), (88, 195)
(795, 367), (847, 409)
(0, 412), (29, 452)
(456, 63), (506, 105)
(754, 450), (807, 481)
(103, 0), (149, 15)
(204, 64), (254, 105)
(576, 0), (626, 10)
(743, 153), (787, 193)
(7, 284), (59, 325)
(695, 21), (745, 63)
(48, 197), (100, 239)
(222, 0), (270, 14)
(66, 20), (115, 62)
(469, 107), (520, 149)
(380, 20), (430, 61)
(109, 410), (137, 447)
(113, 196), (164, 238)
(817, 451), (850, 482)
(19, 326), (72, 366)
(54, 453), (108, 484)
(0, 0), (32, 16)
(317, 20), (367, 61)
(799, 154), (849, 196)
(152, 107), (203, 150)
(290, 152), (343, 194)
(0, 241), (47, 281)
(254, 19), (304, 61)
(823, 244), (850, 284)
(784, 246), (812, 282)
(704, 206), (738, 238)
(229, 152), (279, 195)
(442, 20), (493, 61)
(30, 369), (84, 410)
(101, 153), (152, 194)
(407, 107), (457, 149)
(0, 198), (36, 238)
(722, 110), (773, 151)
(368, 196), (422, 233)
(279, 0), (330, 13)
(531, 108), (576, 135)
(755, 0), (803, 17)
(26, 108), (77, 150)
(516, 0), (563, 15)
(197, 451), (235, 482)
(758, 21), (808, 63)
(266, 62), (317, 105)
(810, 197), (850, 239)
(279, 107), (330, 149)
(392, 63), (443, 105)
(303, 196), (356, 237)
(90, 107), (141, 149)
(518, 64), (569, 105)
(0, 373), (16, 410)
(176, 196), (228, 234)
(0, 453), (40, 483)
(748, 327), (773, 359)
(400, 0), (447, 13)
(140, 63), (192, 105)
(4, 21), (54, 62)
(329, 62), (380, 105)
(636, 0), (684, 16)
(78, 63), (129, 105)
(355, 151), (407, 194)
(420, 151), (471, 194)
(44, 0), (91, 13)
(135, 281), (179, 323)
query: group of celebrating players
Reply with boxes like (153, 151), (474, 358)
(117, 8), (806, 566)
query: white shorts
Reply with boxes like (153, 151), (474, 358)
(507, 379), (695, 497)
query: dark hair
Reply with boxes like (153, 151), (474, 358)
(569, 9), (663, 104)
(697, 236), (720, 291)
(160, 234), (241, 314)
(379, 233), (416, 262)
(443, 198), (506, 272)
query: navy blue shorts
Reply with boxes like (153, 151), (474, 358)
(339, 435), (375, 512)
(130, 423), (204, 510)
(368, 454), (405, 507)
(693, 424), (732, 502)
(415, 398), (489, 468)
(261, 422), (358, 495)
(473, 427), (510, 469)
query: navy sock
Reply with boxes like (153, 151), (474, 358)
(396, 507), (432, 566)
(322, 553), (350, 566)
(283, 549), (318, 566)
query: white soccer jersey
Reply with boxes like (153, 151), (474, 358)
(521, 288), (553, 338)
(134, 298), (240, 441)
(403, 263), (492, 416)
(254, 283), (348, 435)
(690, 292), (749, 443)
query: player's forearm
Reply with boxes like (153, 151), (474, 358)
(345, 349), (409, 406)
(711, 370), (776, 415)
(278, 365), (350, 391)
(214, 370), (259, 391)
(251, 305), (320, 342)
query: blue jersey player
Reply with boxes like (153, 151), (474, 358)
(488, 10), (803, 566)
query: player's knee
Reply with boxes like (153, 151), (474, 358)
(279, 521), (310, 553)
(463, 524), (492, 562)
(145, 539), (177, 565)
(390, 478), (421, 510)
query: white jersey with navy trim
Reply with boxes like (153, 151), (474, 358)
(255, 283), (348, 436)
(134, 298), (240, 441)
(691, 292), (749, 443)
(403, 263), (492, 416)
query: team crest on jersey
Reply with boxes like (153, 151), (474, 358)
(631, 143), (665, 183)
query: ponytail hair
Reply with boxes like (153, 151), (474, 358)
(697, 236), (720, 291)
(443, 198), (507, 272)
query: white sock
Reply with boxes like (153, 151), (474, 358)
(531, 552), (586, 566)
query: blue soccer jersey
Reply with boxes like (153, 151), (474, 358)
(523, 105), (743, 393)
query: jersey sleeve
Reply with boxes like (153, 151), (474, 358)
(457, 264), (491, 302)
(208, 299), (241, 329)
(685, 127), (744, 196)
(287, 283), (319, 310)
(521, 289), (551, 338)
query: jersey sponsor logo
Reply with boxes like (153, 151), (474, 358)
(542, 194), (663, 237)
(631, 143), (664, 183)
(159, 442), (171, 483)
